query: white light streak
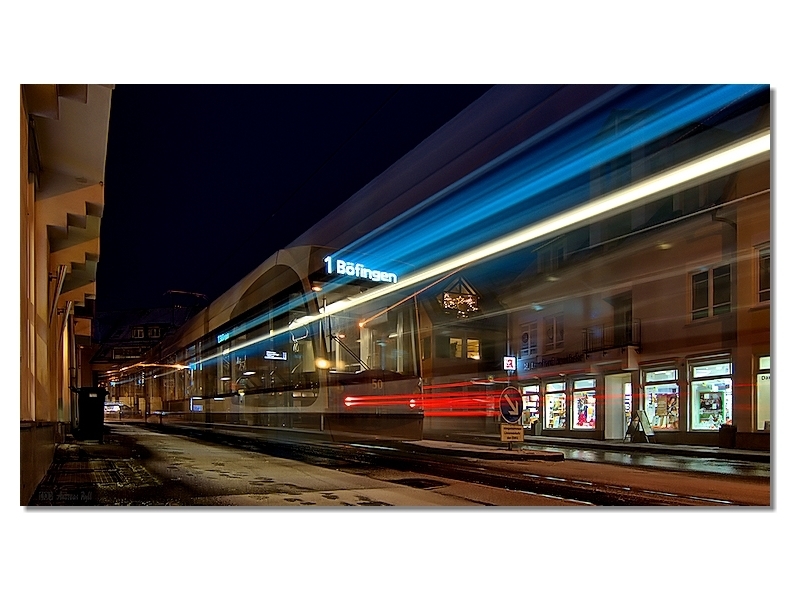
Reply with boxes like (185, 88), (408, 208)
(166, 131), (770, 369)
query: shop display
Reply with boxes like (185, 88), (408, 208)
(690, 361), (732, 431)
(573, 392), (595, 428)
(544, 392), (566, 429)
(522, 386), (540, 426)
(644, 369), (680, 430)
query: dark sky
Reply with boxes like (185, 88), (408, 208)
(97, 84), (493, 313)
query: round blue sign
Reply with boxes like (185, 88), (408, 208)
(500, 386), (523, 424)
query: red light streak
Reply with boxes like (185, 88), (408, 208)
(342, 388), (506, 416)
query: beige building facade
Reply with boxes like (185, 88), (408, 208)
(20, 84), (113, 504)
(502, 159), (770, 449)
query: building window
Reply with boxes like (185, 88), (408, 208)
(690, 360), (733, 430)
(520, 322), (537, 358)
(544, 381), (567, 429)
(522, 384), (540, 427)
(756, 355), (770, 431)
(544, 315), (564, 353)
(758, 246), (770, 302)
(691, 265), (731, 320)
(572, 378), (596, 429)
(131, 327), (145, 339)
(466, 339), (480, 360)
(148, 326), (160, 339)
(644, 368), (679, 430)
(449, 337), (463, 359)
(537, 238), (566, 273)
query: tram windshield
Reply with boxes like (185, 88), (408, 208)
(174, 276), (421, 408)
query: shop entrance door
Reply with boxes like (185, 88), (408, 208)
(604, 373), (632, 440)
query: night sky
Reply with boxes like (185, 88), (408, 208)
(98, 85), (493, 313)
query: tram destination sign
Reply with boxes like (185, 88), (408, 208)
(324, 255), (398, 284)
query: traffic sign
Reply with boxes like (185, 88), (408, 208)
(499, 386), (523, 424)
(503, 356), (517, 371)
(500, 424), (524, 442)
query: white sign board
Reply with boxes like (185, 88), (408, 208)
(500, 424), (524, 442)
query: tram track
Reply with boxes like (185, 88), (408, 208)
(336, 442), (746, 506)
(143, 422), (761, 506)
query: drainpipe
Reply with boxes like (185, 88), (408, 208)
(48, 265), (67, 325)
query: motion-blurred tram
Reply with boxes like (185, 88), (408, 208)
(107, 84), (771, 449)
(112, 245), (425, 441)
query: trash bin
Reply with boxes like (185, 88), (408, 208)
(72, 387), (108, 442)
(718, 424), (737, 448)
(531, 421), (542, 436)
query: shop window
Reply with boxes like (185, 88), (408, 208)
(544, 315), (564, 353)
(644, 368), (679, 430)
(544, 381), (567, 429)
(758, 246), (770, 303)
(756, 355), (770, 431)
(522, 384), (540, 426)
(520, 322), (537, 358)
(690, 360), (733, 430)
(131, 327), (145, 339)
(691, 265), (731, 320)
(572, 378), (596, 429)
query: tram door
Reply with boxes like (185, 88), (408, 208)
(604, 373), (632, 440)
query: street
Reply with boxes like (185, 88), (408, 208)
(30, 424), (586, 506)
(29, 423), (770, 507)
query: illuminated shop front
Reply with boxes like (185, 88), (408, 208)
(644, 368), (680, 430)
(756, 356), (770, 431)
(689, 359), (733, 430)
(544, 381), (567, 430)
(522, 383), (540, 427)
(572, 378), (596, 429)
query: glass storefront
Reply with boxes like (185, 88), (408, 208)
(522, 384), (540, 427)
(756, 355), (770, 431)
(572, 378), (596, 429)
(644, 368), (679, 430)
(690, 360), (732, 430)
(544, 382), (566, 429)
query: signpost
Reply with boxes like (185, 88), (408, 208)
(499, 387), (523, 424)
(499, 386), (524, 450)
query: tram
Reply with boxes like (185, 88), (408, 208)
(111, 245), (424, 442)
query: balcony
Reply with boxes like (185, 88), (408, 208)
(582, 320), (641, 354)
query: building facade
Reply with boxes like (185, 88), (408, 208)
(20, 84), (113, 504)
(501, 161), (769, 448)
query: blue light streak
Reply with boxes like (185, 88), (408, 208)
(173, 84), (768, 362)
(334, 84), (766, 275)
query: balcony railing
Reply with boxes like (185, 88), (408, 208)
(582, 319), (641, 354)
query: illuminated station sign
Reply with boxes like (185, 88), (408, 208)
(323, 256), (398, 284)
